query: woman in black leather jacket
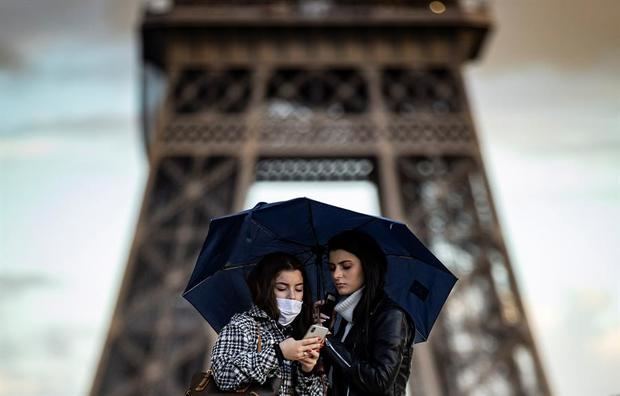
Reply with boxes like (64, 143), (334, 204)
(321, 230), (415, 396)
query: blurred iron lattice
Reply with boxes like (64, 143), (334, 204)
(91, 1), (551, 395)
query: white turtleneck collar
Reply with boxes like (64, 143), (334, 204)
(334, 287), (364, 324)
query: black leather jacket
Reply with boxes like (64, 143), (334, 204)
(322, 295), (415, 396)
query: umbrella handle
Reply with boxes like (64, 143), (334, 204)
(313, 246), (325, 300)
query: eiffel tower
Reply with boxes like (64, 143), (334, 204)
(90, 1), (552, 395)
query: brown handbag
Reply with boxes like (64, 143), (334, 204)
(185, 323), (282, 396)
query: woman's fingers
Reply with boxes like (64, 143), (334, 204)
(302, 345), (321, 353)
(300, 337), (322, 346)
(300, 350), (320, 365)
(300, 351), (319, 360)
(281, 337), (325, 362)
(299, 339), (319, 350)
(317, 313), (329, 324)
(283, 338), (323, 361)
(299, 349), (320, 372)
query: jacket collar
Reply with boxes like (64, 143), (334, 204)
(247, 305), (292, 338)
(334, 287), (364, 323)
(247, 304), (273, 321)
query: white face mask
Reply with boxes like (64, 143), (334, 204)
(276, 298), (303, 326)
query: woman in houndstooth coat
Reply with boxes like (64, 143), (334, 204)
(210, 252), (324, 396)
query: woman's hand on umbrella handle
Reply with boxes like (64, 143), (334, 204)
(279, 337), (322, 362)
(313, 300), (332, 325)
(312, 300), (324, 324)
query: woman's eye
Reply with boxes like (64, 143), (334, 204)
(295, 288), (303, 293)
(276, 287), (287, 291)
(328, 266), (335, 272)
(342, 265), (352, 270)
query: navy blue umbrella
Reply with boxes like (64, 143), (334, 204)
(183, 197), (457, 343)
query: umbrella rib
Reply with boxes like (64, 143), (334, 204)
(183, 258), (264, 296)
(306, 200), (325, 298)
(300, 253), (316, 267)
(385, 253), (426, 260)
(185, 217), (316, 296)
(385, 253), (437, 266)
(306, 200), (321, 247)
(350, 217), (452, 275)
(249, 216), (313, 250)
(234, 248), (315, 269)
(183, 252), (313, 296)
(352, 218), (430, 264)
(351, 217), (378, 233)
(385, 253), (455, 275)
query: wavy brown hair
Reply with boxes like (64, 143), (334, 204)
(246, 252), (313, 338)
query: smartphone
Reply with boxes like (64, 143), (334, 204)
(319, 293), (337, 318)
(303, 324), (330, 341)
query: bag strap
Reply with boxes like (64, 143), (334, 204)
(188, 319), (268, 395)
(256, 320), (262, 352)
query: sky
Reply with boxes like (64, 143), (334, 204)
(0, 1), (619, 395)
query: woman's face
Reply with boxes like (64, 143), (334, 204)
(273, 269), (304, 301)
(328, 249), (365, 295)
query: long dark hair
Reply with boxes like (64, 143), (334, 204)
(247, 252), (313, 338)
(328, 230), (387, 345)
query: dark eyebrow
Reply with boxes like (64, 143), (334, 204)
(328, 260), (353, 265)
(275, 282), (304, 287)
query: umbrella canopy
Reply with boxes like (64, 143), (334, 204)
(183, 197), (457, 343)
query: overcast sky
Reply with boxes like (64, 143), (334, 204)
(1, 1), (619, 395)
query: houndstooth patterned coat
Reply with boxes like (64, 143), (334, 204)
(210, 305), (323, 396)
